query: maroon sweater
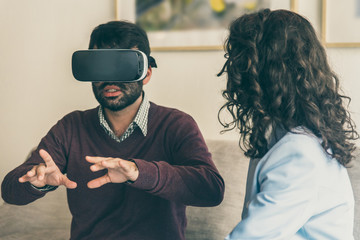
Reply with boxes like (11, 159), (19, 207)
(1, 103), (224, 240)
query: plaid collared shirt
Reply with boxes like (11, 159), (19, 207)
(98, 94), (150, 143)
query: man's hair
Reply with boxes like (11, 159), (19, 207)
(218, 9), (358, 165)
(89, 21), (157, 68)
(89, 21), (151, 56)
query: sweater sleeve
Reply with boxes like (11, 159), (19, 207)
(129, 112), (225, 207)
(1, 116), (71, 205)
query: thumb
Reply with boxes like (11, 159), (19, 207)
(61, 175), (77, 189)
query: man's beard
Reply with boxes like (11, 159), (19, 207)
(92, 81), (143, 112)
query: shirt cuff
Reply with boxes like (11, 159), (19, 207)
(31, 184), (58, 192)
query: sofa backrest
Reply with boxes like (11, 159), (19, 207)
(185, 140), (249, 239)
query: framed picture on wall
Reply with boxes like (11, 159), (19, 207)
(321, 0), (360, 47)
(115, 0), (298, 51)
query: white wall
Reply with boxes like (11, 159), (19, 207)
(1, 0), (359, 184)
(0, 0), (113, 184)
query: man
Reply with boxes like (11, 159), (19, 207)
(1, 21), (224, 240)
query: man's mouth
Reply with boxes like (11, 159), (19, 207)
(102, 85), (122, 97)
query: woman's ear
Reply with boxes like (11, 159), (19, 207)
(142, 67), (152, 85)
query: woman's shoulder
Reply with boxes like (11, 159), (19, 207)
(261, 128), (332, 170)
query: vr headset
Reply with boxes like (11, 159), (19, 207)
(72, 49), (153, 82)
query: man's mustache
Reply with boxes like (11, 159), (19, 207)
(96, 82), (128, 91)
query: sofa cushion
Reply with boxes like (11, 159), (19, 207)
(0, 187), (71, 240)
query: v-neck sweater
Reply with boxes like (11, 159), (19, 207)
(2, 102), (224, 240)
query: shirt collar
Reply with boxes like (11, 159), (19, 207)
(265, 124), (287, 149)
(265, 125), (315, 149)
(132, 93), (150, 136)
(98, 93), (150, 142)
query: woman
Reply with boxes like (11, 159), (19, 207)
(218, 9), (358, 239)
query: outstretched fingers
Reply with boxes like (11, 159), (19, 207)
(86, 156), (121, 172)
(18, 149), (78, 189)
(85, 156), (138, 187)
(18, 166), (37, 183)
(36, 163), (46, 180)
(87, 174), (111, 189)
(85, 156), (106, 164)
(18, 164), (44, 182)
(61, 175), (77, 189)
(39, 149), (56, 168)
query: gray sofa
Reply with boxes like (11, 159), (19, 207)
(0, 140), (359, 240)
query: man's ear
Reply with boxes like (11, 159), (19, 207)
(142, 67), (152, 85)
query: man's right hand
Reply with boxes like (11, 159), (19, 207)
(18, 149), (77, 189)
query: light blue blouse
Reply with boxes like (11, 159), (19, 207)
(226, 127), (354, 240)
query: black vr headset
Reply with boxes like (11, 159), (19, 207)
(72, 49), (156, 82)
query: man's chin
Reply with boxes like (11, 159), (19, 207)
(102, 103), (126, 112)
(104, 107), (126, 112)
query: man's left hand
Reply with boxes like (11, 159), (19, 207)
(85, 156), (139, 188)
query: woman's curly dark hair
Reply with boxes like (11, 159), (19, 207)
(218, 9), (358, 165)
